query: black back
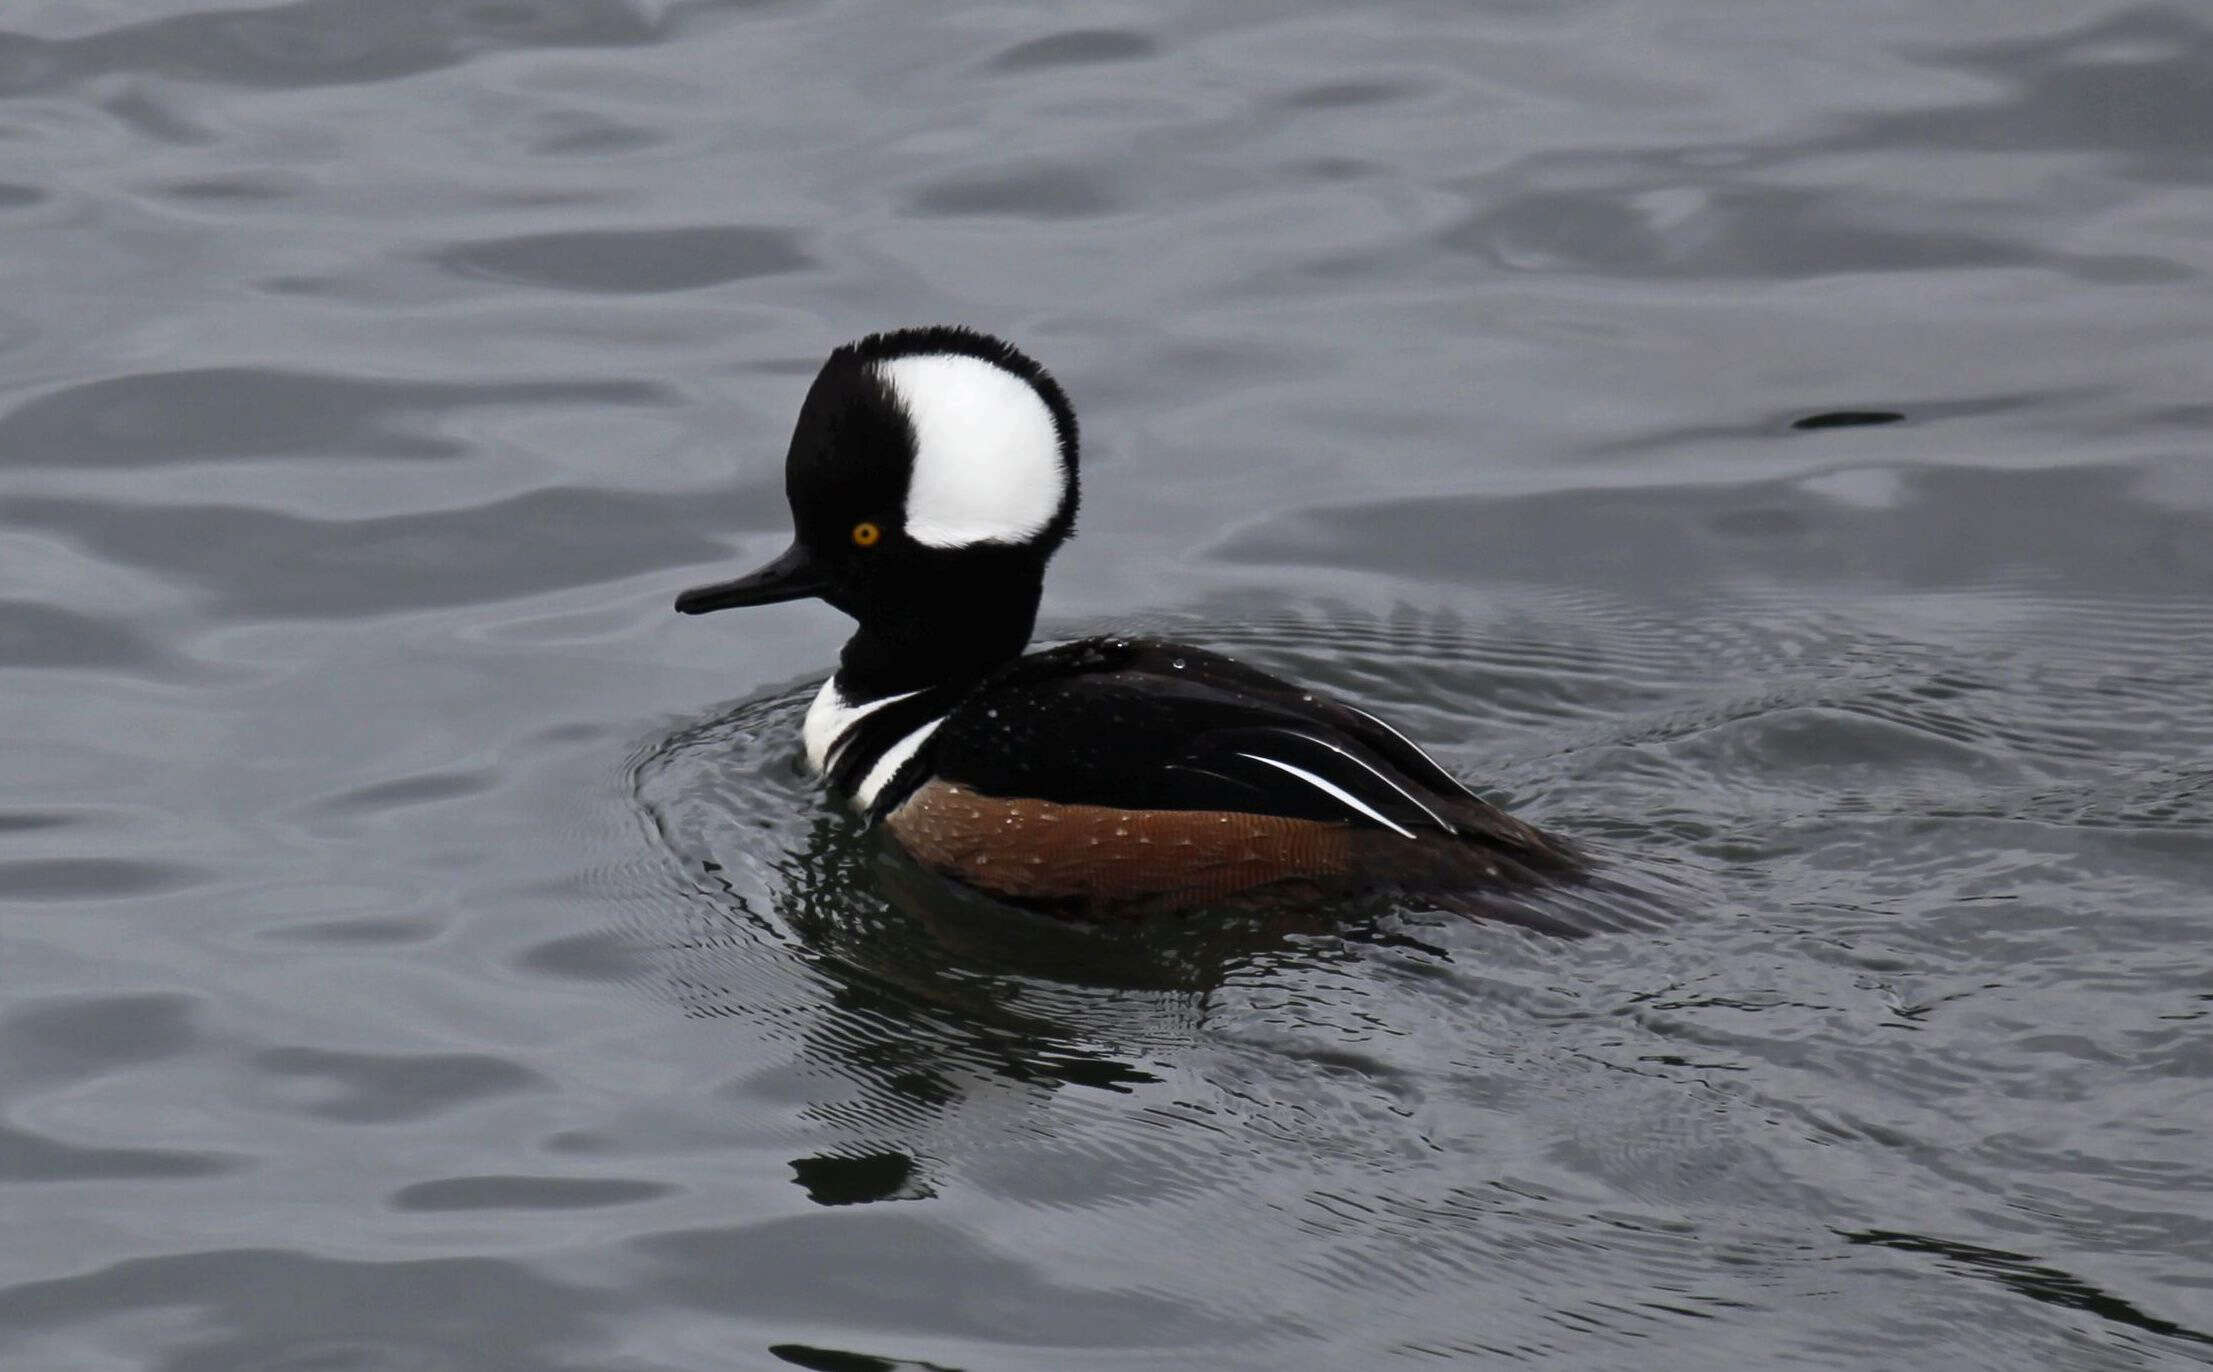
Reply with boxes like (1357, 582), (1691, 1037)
(902, 636), (1578, 870)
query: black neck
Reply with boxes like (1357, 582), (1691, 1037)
(833, 569), (1042, 700)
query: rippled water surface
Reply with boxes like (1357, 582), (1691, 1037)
(6, 2), (2213, 1368)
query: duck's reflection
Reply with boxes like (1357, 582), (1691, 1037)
(657, 804), (1355, 1205)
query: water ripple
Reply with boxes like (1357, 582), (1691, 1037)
(5, 0), (2212, 1366)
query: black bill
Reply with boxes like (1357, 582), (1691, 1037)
(674, 542), (828, 614)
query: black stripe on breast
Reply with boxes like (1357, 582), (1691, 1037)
(823, 686), (962, 801)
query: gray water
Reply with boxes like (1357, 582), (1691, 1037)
(5, 2), (2212, 1368)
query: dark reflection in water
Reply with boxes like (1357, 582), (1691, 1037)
(788, 1149), (929, 1206)
(1217, 463), (2213, 598)
(0, 1250), (621, 1372)
(1845, 1230), (2213, 1351)
(5, 489), (746, 617)
(1791, 410), (1905, 431)
(1849, 8), (2213, 170)
(0, 369), (665, 467)
(1448, 8), (2213, 288)
(434, 225), (815, 294)
(0, 0), (721, 94)
(986, 28), (1157, 73)
(1450, 180), (2174, 281)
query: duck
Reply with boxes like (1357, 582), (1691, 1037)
(676, 326), (1585, 920)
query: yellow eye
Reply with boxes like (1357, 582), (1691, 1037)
(850, 521), (882, 548)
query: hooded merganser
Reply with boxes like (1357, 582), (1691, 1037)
(676, 327), (1585, 918)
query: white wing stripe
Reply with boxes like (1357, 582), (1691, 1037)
(1344, 705), (1473, 798)
(1295, 732), (1455, 833)
(1236, 753), (1418, 839)
(1345, 705), (1425, 752)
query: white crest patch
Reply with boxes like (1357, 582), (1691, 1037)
(877, 353), (1065, 548)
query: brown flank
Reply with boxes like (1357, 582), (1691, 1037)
(884, 779), (1569, 916)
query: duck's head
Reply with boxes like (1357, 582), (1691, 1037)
(676, 327), (1079, 688)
